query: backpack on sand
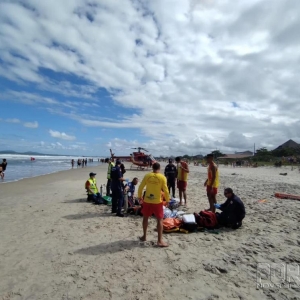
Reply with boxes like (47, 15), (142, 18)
(194, 211), (218, 229)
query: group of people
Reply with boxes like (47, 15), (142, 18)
(71, 158), (88, 168)
(139, 156), (245, 247)
(85, 159), (138, 218)
(85, 154), (246, 247)
(0, 159), (7, 179)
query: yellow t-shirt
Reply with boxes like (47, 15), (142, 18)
(207, 162), (219, 188)
(138, 172), (170, 204)
(177, 161), (188, 182)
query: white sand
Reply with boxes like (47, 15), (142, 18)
(0, 163), (300, 300)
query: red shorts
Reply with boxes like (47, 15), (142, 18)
(207, 186), (218, 195)
(141, 202), (164, 219)
(177, 180), (187, 191)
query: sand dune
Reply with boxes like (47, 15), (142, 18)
(0, 163), (299, 300)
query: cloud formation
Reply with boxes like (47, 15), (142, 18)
(49, 130), (76, 141)
(23, 121), (39, 128)
(1, 0), (300, 154)
(6, 118), (21, 123)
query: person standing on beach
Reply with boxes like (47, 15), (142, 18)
(204, 154), (219, 213)
(175, 156), (189, 205)
(164, 159), (177, 198)
(71, 159), (75, 168)
(106, 158), (115, 196)
(111, 160), (126, 217)
(1, 159), (7, 179)
(138, 162), (170, 247)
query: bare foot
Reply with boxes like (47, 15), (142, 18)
(179, 202), (183, 206)
(157, 241), (169, 247)
(139, 236), (146, 242)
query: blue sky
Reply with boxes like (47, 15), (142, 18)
(1, 0), (300, 156)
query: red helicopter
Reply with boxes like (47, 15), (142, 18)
(109, 147), (156, 170)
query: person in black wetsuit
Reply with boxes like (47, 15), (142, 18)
(215, 188), (245, 229)
(1, 159), (7, 179)
(164, 159), (177, 198)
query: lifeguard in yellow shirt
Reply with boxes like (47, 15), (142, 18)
(138, 162), (170, 247)
(175, 156), (189, 206)
(204, 154), (220, 213)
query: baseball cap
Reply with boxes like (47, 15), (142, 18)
(115, 160), (121, 165)
(169, 158), (173, 163)
(89, 172), (97, 176)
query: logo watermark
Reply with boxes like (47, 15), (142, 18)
(256, 263), (300, 289)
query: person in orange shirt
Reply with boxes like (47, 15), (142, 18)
(175, 156), (189, 206)
(138, 162), (170, 247)
(204, 154), (220, 212)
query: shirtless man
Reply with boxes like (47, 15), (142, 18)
(204, 154), (219, 213)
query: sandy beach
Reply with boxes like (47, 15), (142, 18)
(1, 163), (300, 300)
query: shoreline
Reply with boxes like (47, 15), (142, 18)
(0, 164), (108, 199)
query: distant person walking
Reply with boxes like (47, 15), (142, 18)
(85, 158), (87, 166)
(77, 159), (81, 168)
(1, 159), (7, 179)
(204, 154), (220, 213)
(175, 157), (189, 206)
(71, 159), (75, 168)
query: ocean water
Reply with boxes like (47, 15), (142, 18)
(0, 154), (102, 183)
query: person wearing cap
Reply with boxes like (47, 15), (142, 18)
(175, 156), (189, 205)
(214, 188), (245, 229)
(106, 157), (115, 196)
(164, 159), (177, 198)
(85, 172), (101, 203)
(204, 153), (220, 212)
(111, 160), (127, 217)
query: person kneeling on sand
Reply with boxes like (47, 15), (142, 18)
(123, 177), (139, 211)
(214, 188), (245, 229)
(85, 172), (102, 204)
(138, 162), (170, 247)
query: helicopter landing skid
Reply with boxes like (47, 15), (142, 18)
(130, 164), (148, 171)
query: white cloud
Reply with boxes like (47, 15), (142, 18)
(5, 118), (20, 123)
(1, 1), (300, 154)
(49, 129), (76, 141)
(23, 121), (38, 128)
